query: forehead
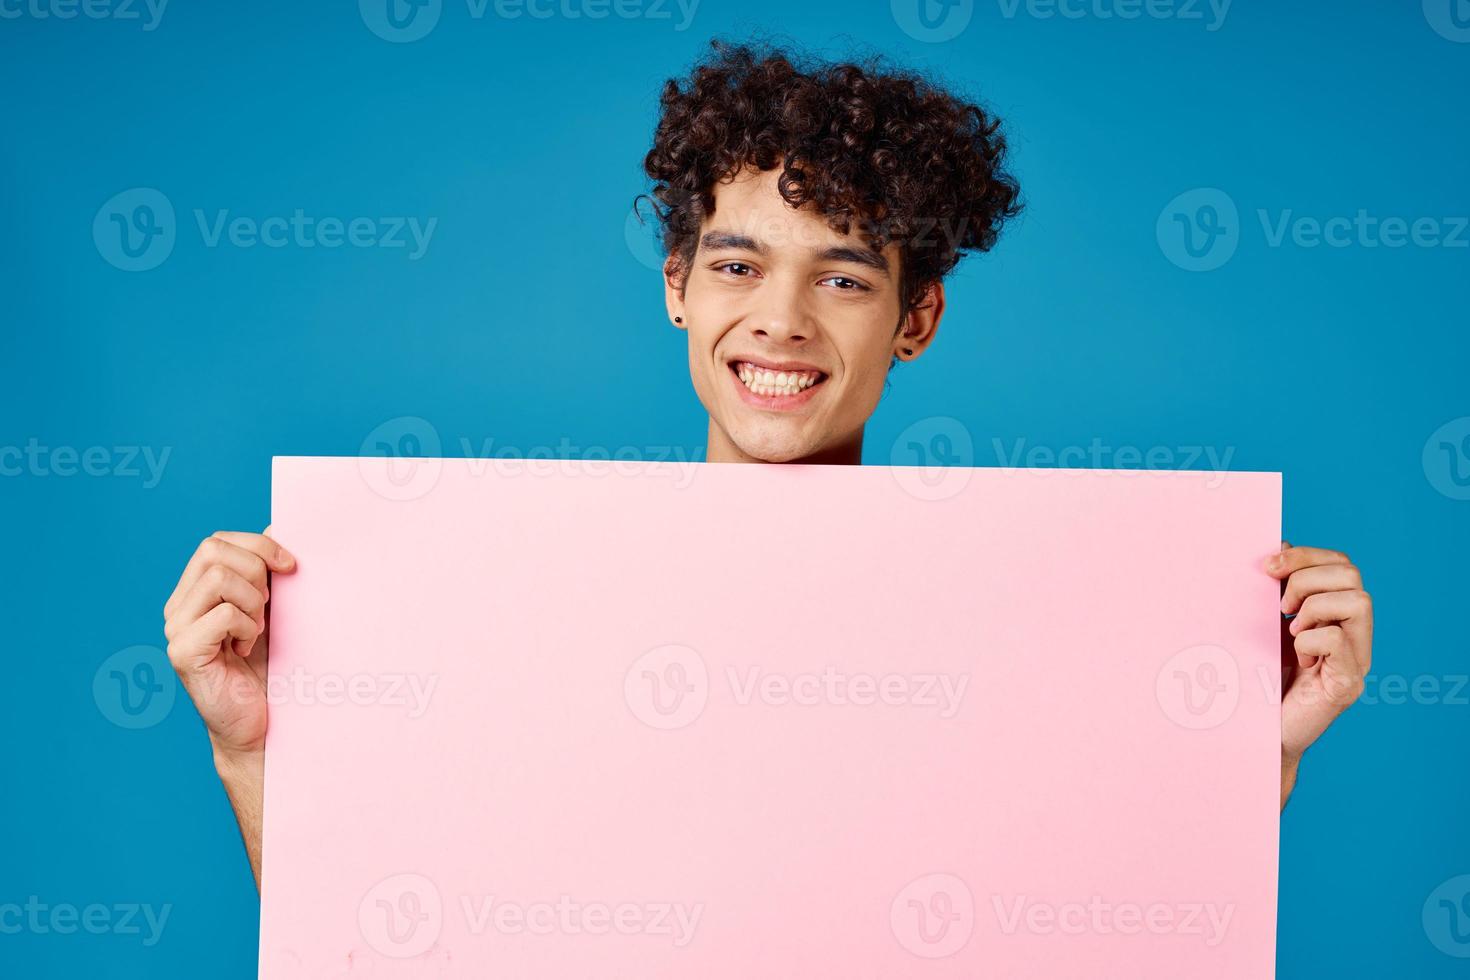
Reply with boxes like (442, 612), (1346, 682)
(703, 166), (896, 260)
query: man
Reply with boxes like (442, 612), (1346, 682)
(161, 41), (1374, 890)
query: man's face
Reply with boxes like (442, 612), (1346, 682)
(666, 166), (940, 463)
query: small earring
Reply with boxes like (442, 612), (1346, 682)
(901, 347), (913, 356)
(674, 316), (683, 323)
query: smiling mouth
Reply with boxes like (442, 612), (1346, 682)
(729, 361), (827, 398)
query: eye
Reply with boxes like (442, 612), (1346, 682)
(820, 275), (870, 292)
(714, 261), (757, 278)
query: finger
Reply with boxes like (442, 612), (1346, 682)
(166, 602), (260, 676)
(1280, 563), (1364, 615)
(166, 537), (268, 619)
(1290, 589), (1373, 635)
(1296, 626), (1367, 703)
(165, 566), (267, 641)
(1265, 544), (1352, 579)
(165, 533), (290, 619)
(213, 530), (295, 571)
(1292, 624), (1346, 668)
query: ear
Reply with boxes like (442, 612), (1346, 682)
(893, 282), (945, 361)
(663, 255), (688, 331)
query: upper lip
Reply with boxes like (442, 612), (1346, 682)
(727, 355), (827, 374)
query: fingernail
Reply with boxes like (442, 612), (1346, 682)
(276, 547), (296, 569)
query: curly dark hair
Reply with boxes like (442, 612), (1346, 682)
(639, 39), (1022, 317)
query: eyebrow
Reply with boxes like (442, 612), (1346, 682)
(699, 230), (892, 278)
(700, 231), (765, 254)
(818, 244), (891, 277)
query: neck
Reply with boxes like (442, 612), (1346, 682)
(705, 420), (864, 465)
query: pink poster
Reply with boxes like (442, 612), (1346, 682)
(261, 456), (1282, 978)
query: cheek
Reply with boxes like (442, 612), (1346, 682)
(689, 328), (723, 378)
(839, 366), (889, 422)
(838, 336), (896, 399)
(684, 329), (727, 407)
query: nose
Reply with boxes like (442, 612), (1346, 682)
(748, 276), (812, 345)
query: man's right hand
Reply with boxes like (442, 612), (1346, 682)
(162, 528), (295, 888)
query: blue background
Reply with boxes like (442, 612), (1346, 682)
(3, 1), (1468, 976)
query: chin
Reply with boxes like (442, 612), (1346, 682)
(742, 443), (810, 463)
(726, 423), (822, 463)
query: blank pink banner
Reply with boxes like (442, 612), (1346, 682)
(262, 456), (1281, 978)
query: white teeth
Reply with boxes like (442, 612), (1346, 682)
(733, 361), (821, 397)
